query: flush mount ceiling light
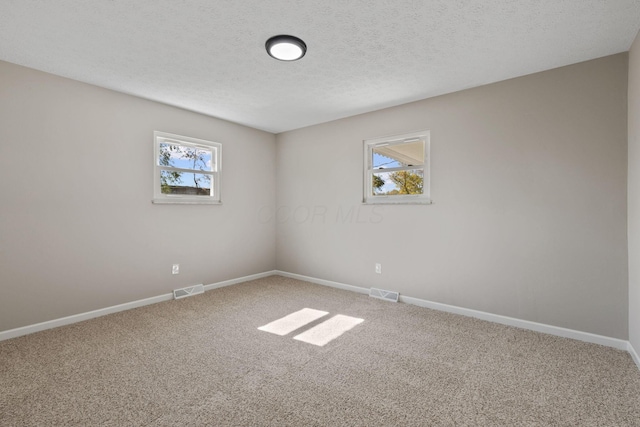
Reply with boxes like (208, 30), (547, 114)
(265, 35), (307, 61)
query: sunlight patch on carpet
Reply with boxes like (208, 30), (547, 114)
(293, 314), (364, 346)
(258, 308), (328, 336)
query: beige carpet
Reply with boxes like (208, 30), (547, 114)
(1, 275), (639, 426)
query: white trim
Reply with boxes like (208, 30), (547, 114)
(0, 270), (276, 342)
(362, 198), (433, 205)
(401, 295), (628, 350)
(203, 271), (276, 292)
(629, 341), (640, 370)
(152, 198), (222, 205)
(363, 130), (430, 205)
(0, 293), (172, 342)
(273, 270), (629, 351)
(153, 131), (222, 204)
(276, 271), (370, 295)
(2, 269), (636, 368)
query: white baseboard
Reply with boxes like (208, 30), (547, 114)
(629, 342), (640, 370)
(276, 271), (370, 295)
(0, 293), (172, 342)
(2, 269), (635, 367)
(0, 270), (277, 342)
(401, 295), (629, 350)
(274, 270), (630, 352)
(203, 270), (275, 292)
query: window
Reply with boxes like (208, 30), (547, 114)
(153, 131), (221, 204)
(364, 130), (430, 204)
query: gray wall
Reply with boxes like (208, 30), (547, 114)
(629, 32), (640, 351)
(0, 61), (276, 331)
(276, 54), (629, 339)
(1, 53), (631, 341)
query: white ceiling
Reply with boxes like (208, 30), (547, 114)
(1, 1), (639, 134)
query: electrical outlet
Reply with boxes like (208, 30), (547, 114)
(172, 264), (180, 275)
(375, 263), (382, 274)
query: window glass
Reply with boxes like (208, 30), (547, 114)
(158, 143), (214, 172)
(160, 171), (213, 196)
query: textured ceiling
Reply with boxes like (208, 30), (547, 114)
(1, 1), (639, 133)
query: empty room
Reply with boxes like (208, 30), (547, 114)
(1, 1), (640, 425)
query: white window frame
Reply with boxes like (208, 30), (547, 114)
(363, 130), (431, 204)
(152, 131), (222, 204)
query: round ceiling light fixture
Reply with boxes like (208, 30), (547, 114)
(265, 35), (307, 61)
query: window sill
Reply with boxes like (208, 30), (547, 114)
(152, 198), (222, 205)
(363, 198), (432, 205)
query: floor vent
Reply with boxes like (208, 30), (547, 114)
(173, 284), (204, 300)
(369, 288), (399, 302)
